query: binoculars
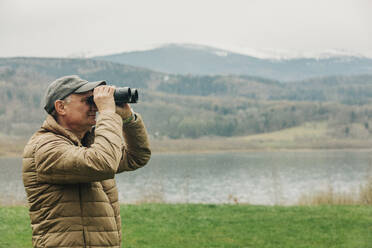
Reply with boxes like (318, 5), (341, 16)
(87, 87), (139, 105)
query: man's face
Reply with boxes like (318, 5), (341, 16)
(63, 91), (98, 131)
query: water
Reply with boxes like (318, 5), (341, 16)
(1, 151), (371, 205)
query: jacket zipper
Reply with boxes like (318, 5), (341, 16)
(79, 183), (87, 247)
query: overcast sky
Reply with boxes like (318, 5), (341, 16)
(0, 0), (371, 58)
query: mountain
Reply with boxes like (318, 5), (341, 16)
(1, 57), (372, 140)
(94, 44), (372, 81)
(0, 57), (164, 89)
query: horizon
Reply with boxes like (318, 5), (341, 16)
(2, 42), (371, 60)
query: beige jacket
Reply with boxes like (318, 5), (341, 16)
(22, 112), (151, 248)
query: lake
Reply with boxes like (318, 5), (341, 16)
(1, 150), (371, 205)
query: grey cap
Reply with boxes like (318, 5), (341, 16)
(44, 75), (106, 114)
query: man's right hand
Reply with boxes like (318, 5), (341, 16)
(93, 86), (116, 114)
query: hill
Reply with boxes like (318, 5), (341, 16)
(94, 44), (372, 81)
(1, 57), (372, 150)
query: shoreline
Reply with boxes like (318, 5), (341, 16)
(2, 134), (372, 157)
(1, 146), (372, 158)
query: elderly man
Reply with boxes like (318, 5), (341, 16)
(22, 75), (151, 248)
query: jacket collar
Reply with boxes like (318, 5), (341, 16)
(41, 115), (83, 146)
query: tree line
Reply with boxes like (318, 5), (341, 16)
(1, 57), (372, 139)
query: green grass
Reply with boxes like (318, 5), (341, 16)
(0, 206), (32, 248)
(1, 204), (372, 248)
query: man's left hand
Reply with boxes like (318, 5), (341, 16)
(116, 103), (133, 120)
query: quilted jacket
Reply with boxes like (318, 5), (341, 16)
(22, 112), (151, 247)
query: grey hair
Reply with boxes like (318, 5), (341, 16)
(51, 95), (72, 118)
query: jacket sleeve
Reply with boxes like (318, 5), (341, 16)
(34, 113), (124, 184)
(117, 113), (151, 173)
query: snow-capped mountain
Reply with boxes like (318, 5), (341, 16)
(94, 44), (372, 81)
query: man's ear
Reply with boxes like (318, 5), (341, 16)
(54, 100), (66, 115)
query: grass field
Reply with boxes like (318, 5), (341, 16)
(147, 122), (372, 153)
(1, 204), (371, 248)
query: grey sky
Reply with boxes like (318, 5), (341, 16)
(0, 0), (371, 58)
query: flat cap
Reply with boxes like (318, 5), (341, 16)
(44, 75), (106, 114)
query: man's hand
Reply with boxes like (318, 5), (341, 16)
(116, 103), (133, 120)
(93, 86), (116, 114)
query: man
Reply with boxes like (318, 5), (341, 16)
(22, 75), (151, 248)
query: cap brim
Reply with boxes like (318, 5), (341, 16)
(74, 80), (106, 93)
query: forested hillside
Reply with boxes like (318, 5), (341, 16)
(1, 57), (372, 140)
